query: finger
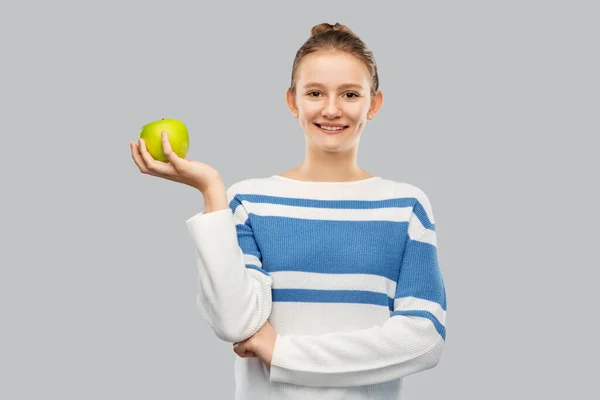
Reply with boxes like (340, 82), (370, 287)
(234, 343), (248, 354)
(130, 142), (153, 175)
(233, 343), (242, 357)
(138, 138), (172, 176)
(234, 345), (257, 358)
(161, 131), (182, 167)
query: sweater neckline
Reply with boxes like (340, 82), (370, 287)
(271, 175), (381, 184)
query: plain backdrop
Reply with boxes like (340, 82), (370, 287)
(1, 0), (598, 399)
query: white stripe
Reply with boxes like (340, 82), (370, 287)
(271, 271), (397, 299)
(243, 201), (412, 222)
(232, 204), (249, 224)
(270, 302), (392, 335)
(229, 177), (428, 204)
(231, 177), (402, 200)
(243, 253), (262, 268)
(415, 228), (437, 247)
(394, 296), (446, 325)
(408, 216), (427, 239)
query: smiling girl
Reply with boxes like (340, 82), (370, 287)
(281, 23), (383, 181)
(131, 22), (446, 400)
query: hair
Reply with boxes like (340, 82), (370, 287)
(289, 22), (379, 98)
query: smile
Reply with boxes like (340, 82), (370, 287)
(314, 123), (348, 134)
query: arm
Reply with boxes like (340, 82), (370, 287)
(185, 180), (273, 343)
(268, 194), (447, 387)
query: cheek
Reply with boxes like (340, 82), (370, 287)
(298, 101), (320, 117)
(348, 110), (368, 124)
(344, 101), (369, 118)
(299, 112), (321, 129)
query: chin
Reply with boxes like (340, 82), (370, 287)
(312, 140), (355, 153)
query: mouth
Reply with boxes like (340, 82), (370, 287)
(314, 123), (349, 134)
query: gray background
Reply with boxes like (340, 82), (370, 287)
(2, 0), (598, 398)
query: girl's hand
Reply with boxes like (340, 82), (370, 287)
(130, 131), (222, 193)
(233, 320), (277, 368)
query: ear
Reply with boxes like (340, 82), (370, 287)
(368, 90), (384, 119)
(285, 88), (298, 117)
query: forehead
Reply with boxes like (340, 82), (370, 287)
(296, 50), (371, 88)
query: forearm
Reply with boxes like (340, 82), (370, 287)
(269, 314), (444, 387)
(187, 183), (274, 343)
(195, 248), (273, 343)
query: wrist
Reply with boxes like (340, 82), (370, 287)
(202, 179), (228, 213)
(195, 173), (223, 192)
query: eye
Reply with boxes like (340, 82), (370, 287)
(344, 92), (360, 99)
(307, 91), (321, 97)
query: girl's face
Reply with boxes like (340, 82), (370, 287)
(286, 50), (383, 154)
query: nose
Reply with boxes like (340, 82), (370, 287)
(321, 97), (342, 119)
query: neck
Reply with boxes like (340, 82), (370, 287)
(294, 146), (371, 182)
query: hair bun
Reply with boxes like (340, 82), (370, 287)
(310, 22), (354, 38)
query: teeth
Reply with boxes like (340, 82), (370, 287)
(319, 125), (344, 131)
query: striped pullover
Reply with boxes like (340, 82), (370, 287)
(185, 174), (447, 400)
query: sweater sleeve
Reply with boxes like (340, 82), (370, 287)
(268, 193), (447, 387)
(185, 184), (273, 343)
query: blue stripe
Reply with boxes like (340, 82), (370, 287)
(396, 239), (446, 310)
(245, 264), (270, 276)
(235, 223), (262, 259)
(412, 201), (434, 231)
(235, 194), (417, 210)
(251, 216), (407, 281)
(392, 310), (446, 340)
(273, 288), (392, 308)
(231, 193), (435, 233)
(229, 196), (244, 213)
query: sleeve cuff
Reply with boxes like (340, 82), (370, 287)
(185, 207), (231, 225)
(185, 208), (239, 254)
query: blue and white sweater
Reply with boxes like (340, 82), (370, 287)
(185, 174), (447, 400)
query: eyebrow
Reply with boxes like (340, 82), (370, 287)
(303, 82), (365, 90)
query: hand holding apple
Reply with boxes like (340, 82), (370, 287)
(130, 119), (222, 192)
(139, 118), (189, 162)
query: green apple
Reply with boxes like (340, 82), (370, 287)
(139, 118), (189, 162)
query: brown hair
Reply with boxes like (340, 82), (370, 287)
(289, 22), (379, 97)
